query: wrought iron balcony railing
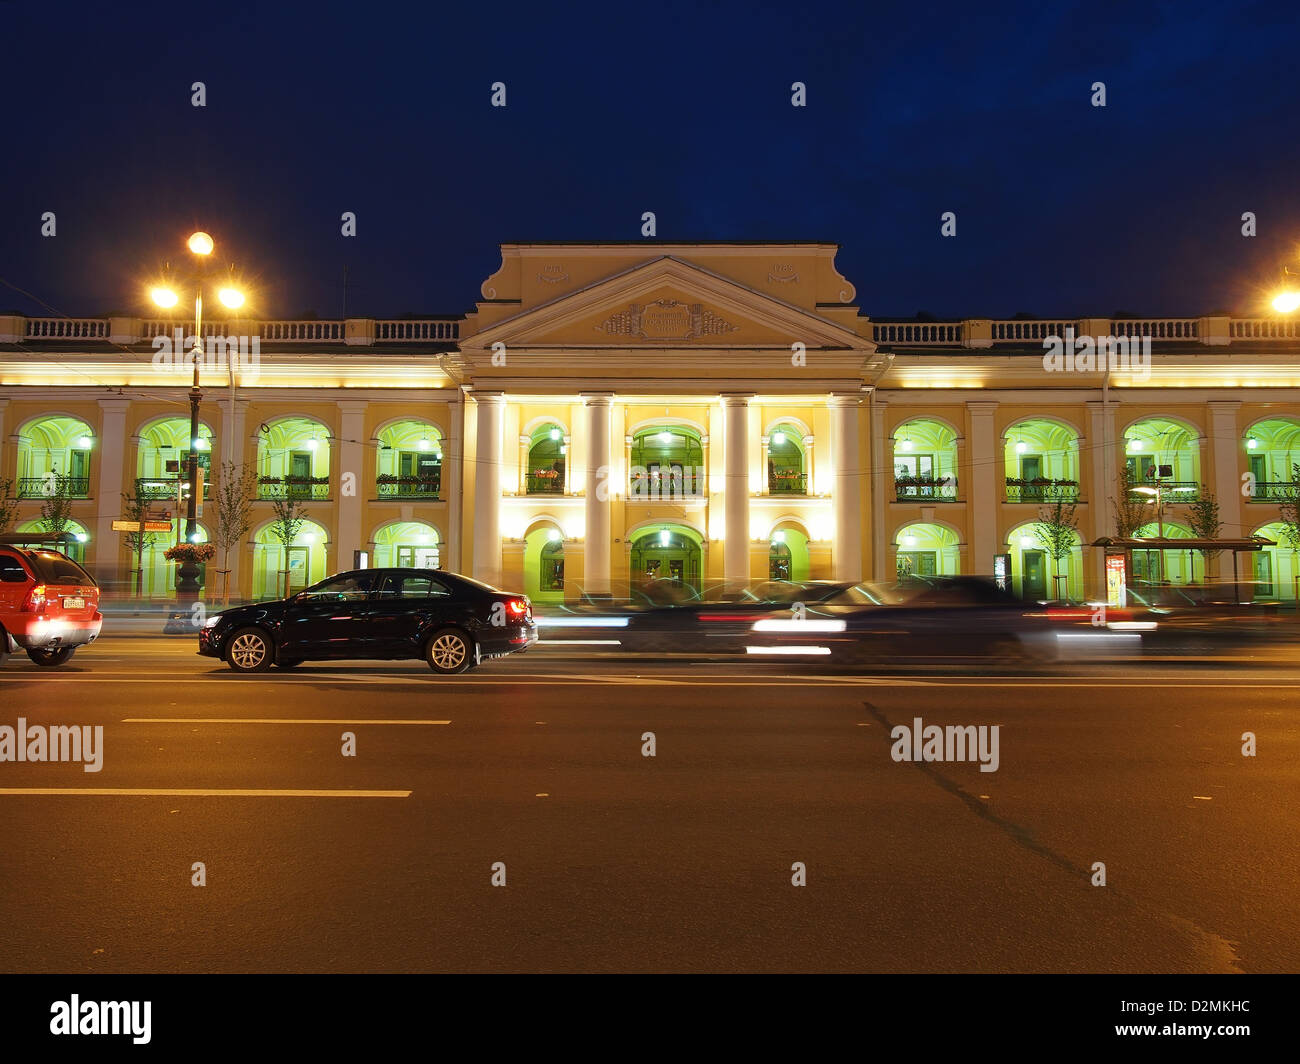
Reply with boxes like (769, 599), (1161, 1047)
(257, 477), (331, 500)
(895, 477), (958, 501)
(16, 476), (91, 499)
(768, 472), (808, 495)
(377, 477), (441, 499)
(135, 476), (210, 501)
(526, 473), (564, 495)
(1005, 481), (1080, 503)
(1249, 482), (1299, 502)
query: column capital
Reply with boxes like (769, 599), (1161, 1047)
(720, 393), (754, 406)
(827, 392), (861, 406)
(965, 401), (999, 415)
(579, 392), (614, 405)
(470, 389), (506, 404)
(336, 399), (369, 415)
(97, 398), (132, 413)
(1208, 400), (1242, 413)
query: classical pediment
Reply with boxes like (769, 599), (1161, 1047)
(459, 256), (870, 354)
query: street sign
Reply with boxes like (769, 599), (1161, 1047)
(144, 521), (172, 532)
(111, 520), (140, 532)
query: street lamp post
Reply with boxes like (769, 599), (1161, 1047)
(151, 231), (244, 608)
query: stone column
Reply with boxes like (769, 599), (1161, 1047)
(1087, 399), (1119, 596)
(218, 396), (248, 598)
(1209, 401), (1244, 539)
(94, 399), (131, 586)
(337, 400), (367, 569)
(0, 399), (8, 480)
(723, 395), (752, 589)
(967, 401), (999, 575)
(563, 434), (572, 495)
(830, 394), (862, 582)
(804, 433), (815, 495)
(518, 434), (530, 494)
(445, 390), (464, 572)
(472, 391), (505, 587)
(760, 434), (770, 495)
(869, 398), (887, 579)
(582, 394), (613, 596)
(700, 434), (710, 497)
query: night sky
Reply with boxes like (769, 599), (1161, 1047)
(3, 0), (1298, 322)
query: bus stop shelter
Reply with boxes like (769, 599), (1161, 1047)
(1090, 536), (1276, 605)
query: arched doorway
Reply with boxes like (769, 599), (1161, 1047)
(253, 519), (328, 599)
(15, 519), (90, 567)
(893, 522), (961, 585)
(1252, 522), (1300, 602)
(372, 521), (440, 569)
(629, 525), (703, 595)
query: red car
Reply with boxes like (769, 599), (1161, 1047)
(0, 535), (102, 667)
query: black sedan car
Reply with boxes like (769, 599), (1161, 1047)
(199, 568), (537, 674)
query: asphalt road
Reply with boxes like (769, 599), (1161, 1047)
(1, 635), (1297, 973)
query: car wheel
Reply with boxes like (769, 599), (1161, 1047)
(0, 630), (10, 667)
(426, 628), (473, 674)
(226, 627), (273, 672)
(275, 658), (303, 669)
(27, 646), (75, 667)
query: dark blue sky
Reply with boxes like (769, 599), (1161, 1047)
(3, 0), (1298, 321)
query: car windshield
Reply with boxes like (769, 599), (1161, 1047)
(27, 551), (95, 586)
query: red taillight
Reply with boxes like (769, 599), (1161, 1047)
(505, 598), (528, 617)
(22, 584), (47, 613)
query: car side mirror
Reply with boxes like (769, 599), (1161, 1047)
(1, 568), (29, 582)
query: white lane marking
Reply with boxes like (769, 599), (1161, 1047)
(0, 788), (411, 797)
(121, 718), (451, 725)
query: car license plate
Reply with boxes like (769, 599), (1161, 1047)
(63, 597), (85, 610)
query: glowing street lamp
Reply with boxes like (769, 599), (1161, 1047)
(148, 230), (246, 605)
(1272, 289), (1300, 314)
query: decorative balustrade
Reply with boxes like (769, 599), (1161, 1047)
(24, 318), (108, 339)
(1126, 481), (1202, 502)
(1109, 319), (1198, 339)
(990, 320), (1078, 341)
(260, 320), (344, 341)
(871, 323), (961, 345)
(376, 320), (460, 341)
(1231, 318), (1300, 340)
(1249, 481), (1299, 501)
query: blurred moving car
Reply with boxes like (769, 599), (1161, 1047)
(747, 576), (1062, 664)
(0, 534), (103, 667)
(199, 568), (537, 674)
(622, 579), (905, 654)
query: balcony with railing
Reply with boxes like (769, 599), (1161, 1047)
(1005, 479), (1080, 503)
(1249, 482), (1298, 502)
(1126, 481), (1202, 503)
(135, 476), (210, 501)
(895, 475), (958, 501)
(257, 476), (331, 500)
(376, 475), (440, 499)
(767, 472), (807, 495)
(526, 472), (564, 495)
(16, 477), (91, 499)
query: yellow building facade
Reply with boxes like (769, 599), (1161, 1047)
(2, 241), (1299, 603)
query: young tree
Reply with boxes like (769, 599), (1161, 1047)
(0, 478), (18, 535)
(1034, 498), (1080, 601)
(214, 461), (258, 603)
(1110, 466), (1150, 539)
(269, 495), (308, 598)
(38, 471), (75, 538)
(1186, 488), (1222, 584)
(120, 490), (159, 596)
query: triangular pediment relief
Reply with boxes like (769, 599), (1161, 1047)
(459, 256), (871, 353)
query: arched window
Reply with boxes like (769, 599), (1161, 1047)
(629, 428), (704, 499)
(767, 426), (806, 495)
(527, 425), (565, 495)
